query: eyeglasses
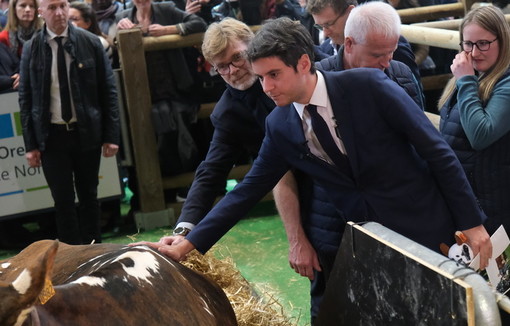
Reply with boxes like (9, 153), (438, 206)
(314, 13), (342, 31)
(214, 51), (247, 75)
(460, 38), (498, 52)
(69, 16), (83, 22)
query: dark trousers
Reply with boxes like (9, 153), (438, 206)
(41, 125), (102, 245)
(310, 253), (336, 326)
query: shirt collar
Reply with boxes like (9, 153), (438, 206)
(46, 25), (69, 40)
(294, 70), (328, 120)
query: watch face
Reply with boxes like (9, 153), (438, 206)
(173, 227), (190, 236)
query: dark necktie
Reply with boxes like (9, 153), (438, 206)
(55, 37), (72, 123)
(306, 104), (350, 170)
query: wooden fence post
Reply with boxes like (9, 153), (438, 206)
(116, 29), (166, 217)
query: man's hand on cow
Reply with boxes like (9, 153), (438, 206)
(462, 224), (492, 270)
(159, 235), (185, 246)
(157, 239), (196, 261)
(129, 239), (196, 261)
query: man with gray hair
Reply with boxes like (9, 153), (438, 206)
(308, 0), (421, 82)
(315, 1), (425, 109)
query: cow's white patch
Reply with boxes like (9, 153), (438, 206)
(14, 307), (33, 326)
(113, 251), (160, 285)
(1, 262), (11, 269)
(71, 276), (107, 287)
(12, 269), (31, 295)
(199, 297), (213, 317)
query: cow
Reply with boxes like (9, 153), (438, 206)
(0, 240), (237, 326)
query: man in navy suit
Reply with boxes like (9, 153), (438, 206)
(148, 17), (492, 324)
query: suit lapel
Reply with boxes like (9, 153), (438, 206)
(285, 102), (356, 184)
(323, 72), (359, 179)
(285, 104), (307, 146)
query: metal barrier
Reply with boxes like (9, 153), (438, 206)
(318, 222), (506, 325)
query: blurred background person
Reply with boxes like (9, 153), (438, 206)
(184, 0), (221, 25)
(116, 0), (207, 204)
(440, 5), (510, 236)
(92, 0), (124, 44)
(0, 41), (19, 93)
(0, 0), (9, 28)
(0, 0), (42, 58)
(69, 1), (112, 62)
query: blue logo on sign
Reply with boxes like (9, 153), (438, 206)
(0, 114), (14, 139)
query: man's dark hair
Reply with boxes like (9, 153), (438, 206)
(307, 0), (358, 16)
(247, 17), (316, 74)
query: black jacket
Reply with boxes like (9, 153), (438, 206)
(19, 24), (119, 152)
(176, 82), (275, 226)
(315, 45), (425, 111)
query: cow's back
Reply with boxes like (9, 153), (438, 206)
(0, 240), (237, 326)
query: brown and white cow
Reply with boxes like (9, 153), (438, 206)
(0, 240), (237, 326)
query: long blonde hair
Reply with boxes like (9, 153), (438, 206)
(438, 6), (510, 109)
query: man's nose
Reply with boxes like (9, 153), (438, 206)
(380, 54), (392, 69)
(261, 78), (273, 93)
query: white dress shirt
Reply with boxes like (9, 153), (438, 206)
(46, 27), (77, 124)
(293, 71), (346, 165)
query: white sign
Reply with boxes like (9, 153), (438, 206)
(0, 92), (121, 218)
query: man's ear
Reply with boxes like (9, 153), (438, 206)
(297, 53), (312, 73)
(344, 37), (354, 54)
(345, 5), (355, 16)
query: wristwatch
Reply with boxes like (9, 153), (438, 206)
(173, 226), (191, 236)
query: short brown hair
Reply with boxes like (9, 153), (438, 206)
(307, 0), (357, 16)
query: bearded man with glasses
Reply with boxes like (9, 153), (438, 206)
(135, 17), (276, 245)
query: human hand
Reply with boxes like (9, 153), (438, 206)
(147, 24), (177, 37)
(159, 235), (186, 246)
(11, 73), (19, 89)
(451, 51), (475, 79)
(117, 18), (136, 30)
(102, 143), (119, 157)
(157, 239), (196, 261)
(288, 236), (321, 280)
(185, 0), (202, 14)
(462, 224), (492, 270)
(25, 150), (41, 168)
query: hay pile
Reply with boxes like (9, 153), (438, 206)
(182, 249), (299, 326)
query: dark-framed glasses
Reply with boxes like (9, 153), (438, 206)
(314, 12), (342, 31)
(460, 38), (498, 52)
(214, 52), (247, 75)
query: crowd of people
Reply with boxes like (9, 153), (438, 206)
(1, 0), (510, 323)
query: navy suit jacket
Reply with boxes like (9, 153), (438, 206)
(187, 68), (486, 253)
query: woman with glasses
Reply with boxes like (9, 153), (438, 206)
(439, 5), (510, 236)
